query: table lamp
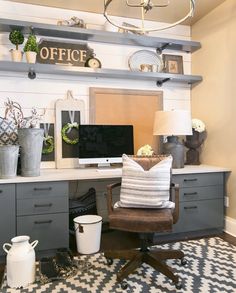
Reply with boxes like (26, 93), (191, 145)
(153, 110), (192, 168)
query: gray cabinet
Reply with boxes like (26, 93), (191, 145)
(0, 170), (226, 256)
(16, 181), (69, 251)
(77, 173), (225, 235)
(172, 172), (224, 234)
(0, 184), (15, 256)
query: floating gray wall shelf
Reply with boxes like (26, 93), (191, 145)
(0, 61), (202, 85)
(0, 18), (202, 85)
(0, 18), (201, 53)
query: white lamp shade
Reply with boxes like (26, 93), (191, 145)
(153, 110), (192, 136)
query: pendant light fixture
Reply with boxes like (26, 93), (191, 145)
(104, 0), (195, 34)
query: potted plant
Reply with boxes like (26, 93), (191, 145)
(23, 33), (39, 63)
(184, 118), (206, 165)
(9, 29), (24, 62)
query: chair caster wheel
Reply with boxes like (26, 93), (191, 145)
(107, 258), (113, 265)
(121, 281), (128, 290)
(181, 258), (187, 266)
(175, 281), (182, 290)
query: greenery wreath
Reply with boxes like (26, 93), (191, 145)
(42, 135), (54, 154)
(61, 122), (79, 145)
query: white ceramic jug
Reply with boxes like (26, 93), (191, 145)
(3, 235), (38, 288)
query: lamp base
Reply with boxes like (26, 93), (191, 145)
(163, 136), (184, 168)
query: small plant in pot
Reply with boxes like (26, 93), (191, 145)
(23, 33), (39, 64)
(9, 29), (24, 62)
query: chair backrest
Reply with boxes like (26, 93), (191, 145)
(127, 155), (173, 194)
(127, 155), (179, 224)
(128, 155), (172, 172)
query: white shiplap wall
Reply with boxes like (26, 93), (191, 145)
(0, 1), (192, 125)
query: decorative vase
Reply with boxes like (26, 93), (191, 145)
(3, 235), (38, 288)
(10, 49), (23, 62)
(0, 145), (19, 178)
(25, 51), (37, 64)
(18, 128), (44, 177)
(163, 136), (185, 168)
(184, 129), (206, 165)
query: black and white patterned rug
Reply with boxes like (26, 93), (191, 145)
(1, 237), (236, 293)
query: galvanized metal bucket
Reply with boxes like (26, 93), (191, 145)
(18, 128), (44, 177)
(0, 145), (19, 178)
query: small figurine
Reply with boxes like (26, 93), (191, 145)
(57, 17), (85, 28)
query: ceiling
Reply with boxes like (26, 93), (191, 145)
(10, 0), (226, 25)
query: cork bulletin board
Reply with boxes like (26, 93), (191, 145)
(89, 88), (163, 154)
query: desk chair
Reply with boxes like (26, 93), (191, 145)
(104, 155), (186, 290)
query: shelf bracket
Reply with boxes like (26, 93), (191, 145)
(28, 68), (36, 79)
(156, 78), (171, 87)
(156, 43), (172, 55)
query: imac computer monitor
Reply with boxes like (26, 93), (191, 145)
(78, 125), (134, 167)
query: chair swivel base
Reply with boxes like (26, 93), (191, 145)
(104, 248), (185, 289)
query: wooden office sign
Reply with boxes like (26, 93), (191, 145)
(36, 39), (93, 66)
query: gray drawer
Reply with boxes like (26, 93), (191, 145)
(173, 173), (224, 188)
(179, 185), (224, 202)
(0, 184), (15, 205)
(16, 181), (68, 199)
(17, 213), (69, 250)
(173, 198), (224, 233)
(0, 184), (16, 255)
(17, 197), (68, 216)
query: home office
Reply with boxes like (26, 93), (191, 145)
(0, 0), (235, 292)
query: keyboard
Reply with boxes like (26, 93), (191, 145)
(96, 168), (122, 175)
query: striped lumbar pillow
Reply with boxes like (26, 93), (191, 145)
(114, 154), (174, 209)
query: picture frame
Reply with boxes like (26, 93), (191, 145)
(162, 54), (184, 74)
(55, 90), (86, 169)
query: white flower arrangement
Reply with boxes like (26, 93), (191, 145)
(192, 118), (205, 133)
(137, 144), (154, 156)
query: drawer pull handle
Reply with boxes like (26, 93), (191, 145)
(184, 178), (198, 182)
(184, 192), (198, 196)
(34, 203), (52, 208)
(184, 206), (198, 210)
(34, 220), (53, 224)
(0, 190), (2, 194)
(33, 187), (52, 191)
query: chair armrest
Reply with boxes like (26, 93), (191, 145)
(170, 183), (180, 224)
(107, 182), (121, 214)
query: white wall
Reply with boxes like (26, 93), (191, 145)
(0, 1), (192, 136)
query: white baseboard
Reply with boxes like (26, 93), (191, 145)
(224, 216), (236, 237)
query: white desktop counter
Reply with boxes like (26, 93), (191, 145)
(0, 165), (230, 184)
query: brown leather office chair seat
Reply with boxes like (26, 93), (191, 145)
(109, 207), (173, 233)
(104, 156), (186, 290)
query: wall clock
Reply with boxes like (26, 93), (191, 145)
(84, 54), (102, 68)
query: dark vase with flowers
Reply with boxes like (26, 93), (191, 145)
(184, 129), (206, 165)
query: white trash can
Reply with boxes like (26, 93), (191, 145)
(74, 215), (102, 254)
